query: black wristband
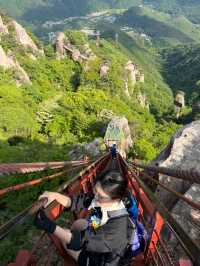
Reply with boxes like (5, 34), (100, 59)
(66, 230), (82, 251)
(34, 210), (56, 234)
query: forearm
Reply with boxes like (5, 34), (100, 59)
(54, 192), (72, 208)
(54, 225), (72, 244)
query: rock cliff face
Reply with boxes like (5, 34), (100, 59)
(0, 46), (31, 85)
(172, 185), (200, 246)
(0, 16), (44, 85)
(0, 46), (15, 68)
(12, 21), (43, 55)
(152, 120), (200, 244)
(0, 15), (8, 34)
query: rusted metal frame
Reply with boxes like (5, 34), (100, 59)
(152, 241), (166, 266)
(141, 214), (174, 266)
(153, 229), (174, 266)
(0, 160), (90, 176)
(34, 240), (53, 265)
(0, 169), (68, 197)
(0, 198), (47, 240)
(57, 153), (109, 194)
(150, 249), (159, 266)
(4, 154), (110, 266)
(118, 156), (144, 215)
(31, 232), (47, 256)
(131, 162), (200, 185)
(4, 154), (109, 265)
(119, 156), (164, 257)
(43, 241), (55, 266)
(120, 156), (161, 260)
(130, 170), (192, 266)
(7, 250), (37, 266)
(140, 171), (200, 210)
(0, 163), (84, 239)
(128, 168), (200, 265)
(166, 221), (200, 266)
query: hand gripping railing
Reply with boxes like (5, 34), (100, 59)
(3, 153), (111, 266)
(0, 153), (110, 241)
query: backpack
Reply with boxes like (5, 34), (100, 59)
(107, 194), (148, 263)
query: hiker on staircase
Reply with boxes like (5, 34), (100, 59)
(34, 171), (133, 266)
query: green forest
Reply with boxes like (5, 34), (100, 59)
(0, 25), (179, 164)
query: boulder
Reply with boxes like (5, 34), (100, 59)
(68, 138), (104, 160)
(12, 21), (43, 56)
(104, 116), (133, 158)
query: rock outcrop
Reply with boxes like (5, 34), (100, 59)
(104, 116), (133, 158)
(0, 15), (8, 34)
(68, 138), (104, 160)
(100, 62), (110, 79)
(151, 120), (200, 244)
(12, 21), (43, 56)
(124, 61), (145, 95)
(174, 91), (185, 118)
(55, 32), (66, 60)
(82, 44), (94, 59)
(125, 61), (137, 86)
(0, 46), (15, 68)
(55, 32), (93, 63)
(137, 92), (149, 109)
(0, 46), (31, 85)
(139, 71), (145, 83)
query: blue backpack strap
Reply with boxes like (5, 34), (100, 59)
(107, 208), (129, 219)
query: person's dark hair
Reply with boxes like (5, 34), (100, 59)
(95, 170), (128, 200)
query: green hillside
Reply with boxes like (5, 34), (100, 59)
(0, 0), (141, 21)
(0, 15), (179, 167)
(144, 0), (200, 24)
(117, 6), (200, 47)
(162, 44), (200, 103)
